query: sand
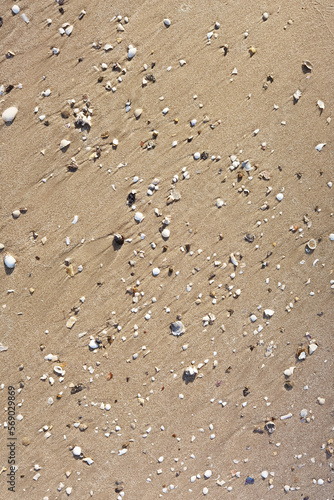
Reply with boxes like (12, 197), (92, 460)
(1, 1), (333, 499)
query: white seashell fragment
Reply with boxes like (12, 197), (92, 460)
(161, 228), (170, 239)
(134, 212), (144, 223)
(315, 143), (326, 151)
(89, 339), (99, 350)
(190, 119), (197, 127)
(170, 321), (185, 336)
(60, 139), (71, 150)
(12, 5), (20, 14)
(204, 470), (212, 479)
(230, 253), (238, 267)
(308, 343), (318, 355)
(82, 457), (94, 465)
(283, 366), (295, 377)
(263, 309), (274, 318)
(250, 314), (257, 323)
(65, 25), (73, 36)
(261, 470), (269, 479)
(216, 198), (225, 208)
(72, 215), (78, 224)
(179, 59), (186, 66)
(162, 107), (169, 115)
(184, 366), (198, 377)
(317, 100), (325, 110)
(276, 193), (284, 201)
(118, 449), (127, 456)
(21, 13), (29, 24)
(73, 446), (82, 457)
(193, 152), (200, 160)
(293, 89), (302, 101)
(152, 267), (160, 276)
(163, 18), (171, 27)
(4, 254), (16, 269)
(128, 46), (137, 59)
(2, 106), (18, 123)
(329, 233), (334, 241)
(104, 43), (113, 52)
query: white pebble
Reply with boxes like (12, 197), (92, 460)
(276, 193), (284, 202)
(73, 446), (81, 457)
(152, 268), (160, 276)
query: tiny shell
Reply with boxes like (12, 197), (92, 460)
(128, 46), (137, 59)
(204, 470), (212, 479)
(4, 254), (16, 269)
(12, 5), (20, 14)
(276, 193), (284, 201)
(2, 106), (18, 123)
(104, 43), (113, 52)
(134, 212), (144, 223)
(60, 139), (71, 150)
(65, 25), (73, 36)
(163, 18), (171, 27)
(66, 316), (77, 329)
(283, 366), (295, 377)
(265, 421), (276, 433)
(12, 210), (20, 219)
(152, 267), (160, 276)
(315, 143), (326, 151)
(114, 233), (124, 245)
(170, 321), (185, 336)
(193, 152), (200, 160)
(306, 239), (317, 250)
(89, 339), (99, 350)
(302, 60), (313, 72)
(317, 100), (325, 110)
(263, 309), (274, 318)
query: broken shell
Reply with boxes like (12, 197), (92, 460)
(163, 18), (171, 27)
(306, 239), (317, 251)
(89, 339), (99, 350)
(134, 212), (144, 223)
(134, 108), (143, 119)
(308, 343), (318, 355)
(2, 106), (18, 123)
(276, 193), (284, 202)
(152, 267), (160, 276)
(60, 139), (71, 150)
(114, 233), (124, 245)
(263, 309), (274, 318)
(283, 366), (295, 377)
(4, 254), (16, 269)
(104, 43), (113, 52)
(170, 321), (185, 336)
(265, 421), (276, 433)
(54, 366), (66, 376)
(12, 5), (20, 14)
(302, 60), (313, 72)
(230, 253), (238, 267)
(317, 100), (325, 110)
(293, 89), (302, 102)
(315, 143), (326, 151)
(128, 45), (137, 59)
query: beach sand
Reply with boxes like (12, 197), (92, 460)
(1, 1), (333, 498)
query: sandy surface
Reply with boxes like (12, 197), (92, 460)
(1, 1), (333, 499)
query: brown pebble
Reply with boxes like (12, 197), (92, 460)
(22, 437), (30, 446)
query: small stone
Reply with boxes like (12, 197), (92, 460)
(161, 228), (170, 239)
(128, 46), (137, 59)
(72, 446), (81, 457)
(134, 212), (144, 223)
(4, 254), (16, 269)
(12, 5), (20, 14)
(203, 487), (208, 495)
(263, 12), (269, 20)
(276, 193), (284, 202)
(250, 314), (257, 323)
(204, 470), (212, 479)
(263, 309), (274, 318)
(2, 106), (18, 123)
(22, 437), (30, 446)
(163, 18), (171, 27)
(152, 267), (160, 276)
(12, 210), (20, 219)
(261, 470), (268, 479)
(317, 397), (325, 405)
